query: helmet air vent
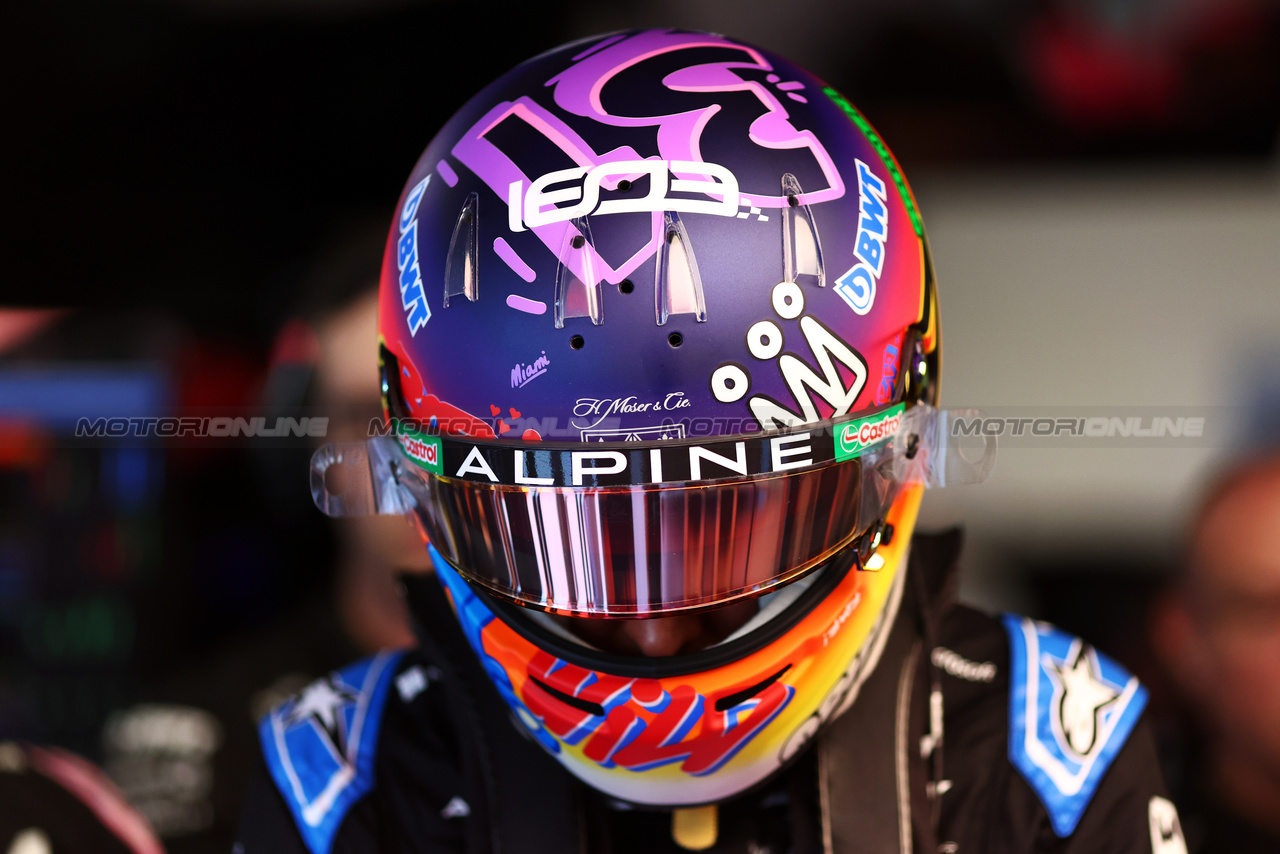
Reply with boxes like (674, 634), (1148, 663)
(443, 192), (480, 307)
(781, 173), (825, 289)
(554, 215), (604, 328)
(655, 210), (707, 326)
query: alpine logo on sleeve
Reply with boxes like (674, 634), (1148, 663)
(1002, 614), (1148, 837)
(259, 651), (405, 854)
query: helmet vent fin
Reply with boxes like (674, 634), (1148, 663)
(554, 216), (604, 328)
(655, 211), (707, 326)
(781, 173), (825, 289)
(444, 192), (480, 307)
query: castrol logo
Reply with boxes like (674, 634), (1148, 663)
(841, 413), (899, 448)
(399, 431), (443, 474)
(834, 403), (904, 461)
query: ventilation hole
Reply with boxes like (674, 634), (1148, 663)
(714, 665), (791, 712)
(571, 235), (586, 249)
(787, 195), (799, 208)
(617, 179), (632, 192)
(667, 332), (683, 348)
(619, 279), (634, 294)
(570, 335), (585, 350)
(529, 677), (604, 716)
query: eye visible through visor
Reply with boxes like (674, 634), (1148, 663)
(310, 404), (994, 617)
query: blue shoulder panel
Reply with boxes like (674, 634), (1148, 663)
(1001, 614), (1147, 837)
(258, 650), (405, 854)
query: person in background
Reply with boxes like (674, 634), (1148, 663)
(303, 281), (428, 656)
(1150, 455), (1280, 854)
(102, 235), (429, 854)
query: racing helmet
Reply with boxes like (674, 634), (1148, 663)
(312, 29), (991, 807)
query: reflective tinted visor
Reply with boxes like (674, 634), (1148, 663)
(309, 403), (995, 616)
(399, 453), (896, 617)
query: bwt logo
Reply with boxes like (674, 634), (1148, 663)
(508, 160), (740, 230)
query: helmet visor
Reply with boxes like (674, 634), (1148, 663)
(402, 454), (889, 617)
(309, 403), (994, 616)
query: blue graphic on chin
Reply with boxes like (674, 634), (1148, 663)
(428, 545), (561, 755)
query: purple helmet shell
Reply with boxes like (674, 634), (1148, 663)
(378, 29), (935, 443)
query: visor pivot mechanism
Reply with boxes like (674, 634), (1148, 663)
(855, 519), (899, 570)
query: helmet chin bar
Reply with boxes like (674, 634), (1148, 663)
(413, 489), (922, 808)
(309, 403), (995, 520)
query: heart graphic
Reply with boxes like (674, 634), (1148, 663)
(490, 404), (501, 417)
(498, 420), (510, 434)
(509, 408), (522, 418)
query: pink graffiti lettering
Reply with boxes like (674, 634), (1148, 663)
(547, 30), (844, 208)
(452, 97), (663, 288)
(452, 31), (846, 289)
